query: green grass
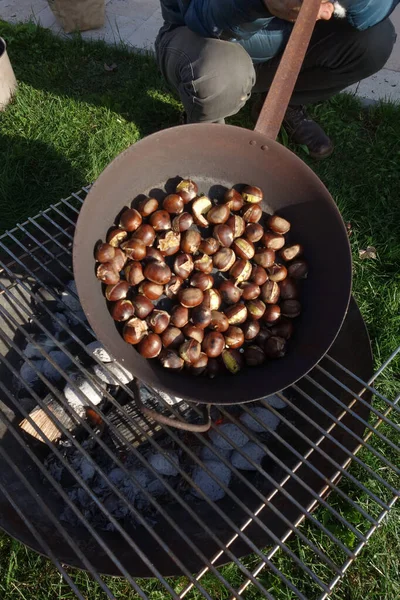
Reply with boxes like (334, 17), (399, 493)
(0, 20), (399, 600)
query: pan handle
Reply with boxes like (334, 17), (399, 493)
(255, 0), (323, 140)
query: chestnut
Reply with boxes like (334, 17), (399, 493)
(165, 275), (183, 299)
(207, 204), (230, 225)
(246, 299), (266, 321)
(227, 215), (246, 239)
(213, 224), (234, 248)
(170, 305), (189, 328)
(147, 310), (170, 334)
(261, 280), (280, 304)
(107, 227), (128, 247)
(138, 333), (162, 359)
(250, 265), (268, 286)
(105, 281), (130, 302)
(123, 317), (148, 345)
(136, 196), (158, 217)
(178, 287), (204, 308)
(254, 248), (275, 268)
(189, 353), (208, 376)
(263, 304), (281, 324)
(121, 239), (147, 261)
(201, 288), (222, 311)
(190, 272), (214, 291)
(95, 242), (115, 263)
(240, 282), (261, 301)
(193, 254), (213, 274)
(242, 203), (262, 223)
(179, 339), (201, 364)
(96, 263), (119, 285)
(255, 327), (272, 347)
(242, 320), (260, 341)
(157, 231), (181, 256)
(223, 188), (244, 212)
(182, 324), (204, 343)
(192, 196), (212, 226)
(209, 311), (229, 333)
(207, 357), (222, 378)
(279, 278), (298, 300)
(138, 280), (164, 300)
(161, 326), (185, 349)
(271, 318), (294, 340)
(221, 348), (244, 374)
(132, 294), (154, 319)
(242, 185), (263, 204)
(172, 212), (193, 233)
(144, 261), (172, 285)
(173, 253), (194, 279)
(244, 345), (266, 366)
(261, 232), (285, 250)
(181, 229), (202, 254)
(281, 299), (301, 318)
(202, 332), (225, 358)
(218, 280), (242, 305)
(287, 260), (308, 279)
(199, 237), (220, 256)
(224, 304), (248, 325)
(264, 336), (287, 359)
(110, 299), (135, 322)
(149, 210), (171, 232)
(230, 259), (252, 284)
(145, 247), (164, 263)
(110, 247), (127, 272)
(224, 326), (245, 349)
(159, 349), (184, 371)
(212, 248), (236, 272)
(163, 194), (184, 215)
(176, 179), (198, 203)
(125, 261), (145, 286)
(132, 224), (156, 247)
(244, 223), (264, 243)
(267, 215), (291, 234)
(192, 306), (212, 329)
(231, 238), (255, 260)
(280, 244), (303, 262)
(268, 264), (288, 282)
(119, 208), (142, 232)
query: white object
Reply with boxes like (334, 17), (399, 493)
(63, 375), (103, 416)
(92, 362), (132, 385)
(0, 37), (17, 111)
(191, 460), (231, 502)
(86, 341), (115, 363)
(209, 423), (249, 450)
(231, 442), (266, 471)
(240, 407), (280, 433)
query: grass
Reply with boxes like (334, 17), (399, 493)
(0, 19), (399, 600)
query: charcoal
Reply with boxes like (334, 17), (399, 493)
(209, 423), (249, 450)
(20, 360), (44, 386)
(42, 350), (72, 382)
(240, 407), (280, 433)
(148, 451), (179, 476)
(263, 394), (287, 409)
(52, 312), (69, 335)
(63, 374), (104, 416)
(200, 444), (232, 462)
(60, 280), (82, 313)
(231, 442), (266, 471)
(24, 335), (55, 359)
(191, 460), (231, 501)
(92, 362), (133, 386)
(86, 340), (115, 363)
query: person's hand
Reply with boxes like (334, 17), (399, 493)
(265, 1), (334, 22)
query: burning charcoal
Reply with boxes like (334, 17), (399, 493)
(122, 468), (151, 502)
(92, 362), (133, 386)
(24, 335), (56, 359)
(104, 495), (129, 519)
(147, 478), (168, 497)
(71, 456), (96, 481)
(108, 468), (125, 486)
(148, 451), (179, 476)
(42, 350), (72, 383)
(52, 312), (69, 335)
(60, 280), (82, 313)
(20, 361), (44, 387)
(209, 423), (249, 450)
(63, 375), (104, 417)
(86, 341), (115, 363)
(200, 445), (232, 462)
(263, 394), (287, 409)
(191, 460), (232, 502)
(240, 407), (280, 433)
(231, 442), (266, 471)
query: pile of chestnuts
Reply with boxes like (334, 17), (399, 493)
(94, 179), (307, 377)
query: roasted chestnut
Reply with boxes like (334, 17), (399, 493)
(213, 224), (234, 248)
(253, 248), (275, 268)
(138, 333), (162, 359)
(227, 215), (245, 239)
(132, 294), (154, 319)
(161, 326), (185, 349)
(250, 265), (268, 286)
(267, 215), (291, 234)
(239, 282), (260, 301)
(207, 204), (230, 225)
(110, 299), (135, 322)
(157, 231), (181, 256)
(178, 287), (204, 308)
(176, 179), (198, 203)
(263, 304), (281, 323)
(163, 194), (184, 215)
(144, 261), (172, 285)
(224, 304), (248, 325)
(190, 272), (214, 291)
(280, 244), (303, 262)
(181, 229), (201, 254)
(279, 278), (298, 300)
(125, 261), (145, 286)
(107, 227), (128, 247)
(261, 280), (280, 304)
(209, 311), (230, 332)
(170, 305), (189, 328)
(136, 197), (158, 217)
(96, 263), (119, 285)
(119, 208), (142, 232)
(221, 348), (244, 374)
(268, 264), (288, 282)
(123, 317), (148, 345)
(110, 247), (127, 271)
(255, 326), (272, 347)
(145, 247), (164, 263)
(193, 253), (213, 274)
(244, 345), (266, 366)
(281, 299), (301, 318)
(246, 299), (266, 320)
(212, 248), (236, 272)
(182, 324), (204, 343)
(164, 275), (183, 298)
(224, 326), (245, 349)
(271, 318), (294, 340)
(147, 310), (170, 334)
(172, 212), (193, 233)
(138, 280), (164, 300)
(121, 239), (147, 261)
(192, 305), (212, 329)
(149, 210), (171, 232)
(105, 281), (130, 302)
(223, 188), (244, 211)
(192, 196), (212, 226)
(218, 280), (242, 305)
(242, 185), (263, 204)
(132, 224), (156, 247)
(244, 223), (264, 243)
(261, 232), (285, 250)
(189, 353), (209, 376)
(173, 253), (194, 279)
(159, 349), (184, 371)
(242, 320), (260, 341)
(179, 339), (201, 364)
(230, 259), (252, 284)
(199, 237), (220, 256)
(264, 336), (286, 358)
(242, 203), (262, 223)
(95, 242), (115, 263)
(201, 288), (222, 311)
(287, 260), (308, 279)
(202, 332), (225, 358)
(232, 238), (255, 260)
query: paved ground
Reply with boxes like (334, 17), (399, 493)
(1, 0), (400, 103)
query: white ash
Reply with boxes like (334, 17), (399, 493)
(240, 407), (280, 433)
(63, 374), (104, 417)
(92, 362), (133, 386)
(60, 280), (82, 313)
(24, 335), (55, 359)
(263, 394), (287, 410)
(200, 444), (232, 462)
(148, 451), (179, 476)
(20, 360), (44, 386)
(191, 460), (232, 502)
(52, 312), (69, 335)
(209, 423), (249, 450)
(150, 386), (185, 407)
(86, 341), (115, 363)
(231, 442), (266, 471)
(42, 350), (72, 383)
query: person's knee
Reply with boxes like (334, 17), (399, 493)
(354, 18), (396, 78)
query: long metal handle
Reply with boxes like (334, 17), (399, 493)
(255, 0), (322, 140)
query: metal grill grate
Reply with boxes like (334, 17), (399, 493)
(0, 187), (398, 600)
